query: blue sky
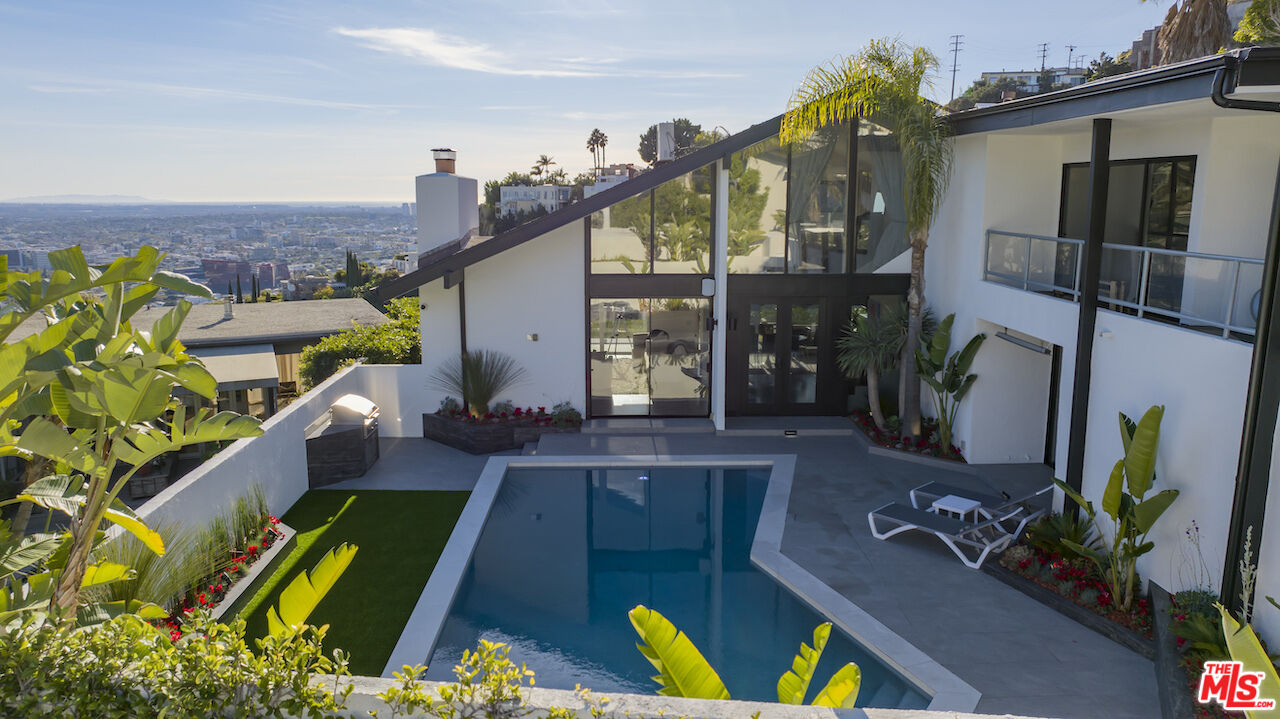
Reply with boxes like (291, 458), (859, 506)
(0, 0), (1169, 202)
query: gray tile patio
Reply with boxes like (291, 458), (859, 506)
(333, 430), (1160, 719)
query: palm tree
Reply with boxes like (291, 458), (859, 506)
(587, 129), (604, 173)
(837, 307), (900, 431)
(533, 154), (556, 183)
(781, 39), (954, 440)
(1148, 0), (1232, 64)
(599, 130), (608, 169)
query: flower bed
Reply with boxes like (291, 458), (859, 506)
(851, 410), (966, 462)
(155, 516), (288, 641)
(999, 543), (1153, 638)
(424, 404), (582, 454)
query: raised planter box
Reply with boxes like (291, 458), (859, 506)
(982, 555), (1155, 659)
(1151, 584), (1197, 719)
(422, 413), (579, 454)
(850, 421), (978, 473)
(211, 521), (297, 621)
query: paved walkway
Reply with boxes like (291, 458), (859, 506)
(334, 430), (1160, 719)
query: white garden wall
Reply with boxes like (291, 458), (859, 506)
(419, 221), (586, 413)
(137, 364), (428, 533)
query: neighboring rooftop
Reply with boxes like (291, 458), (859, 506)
(9, 297), (388, 348)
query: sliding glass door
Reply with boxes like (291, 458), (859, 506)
(589, 298), (710, 417)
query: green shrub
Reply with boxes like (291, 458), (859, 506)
(0, 613), (352, 717)
(1025, 512), (1102, 562)
(439, 396), (462, 414)
(299, 297), (421, 389)
(490, 400), (515, 416)
(550, 401), (583, 428)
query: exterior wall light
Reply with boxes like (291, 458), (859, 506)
(701, 278), (715, 297)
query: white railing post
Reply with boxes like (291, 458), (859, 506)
(1023, 233), (1033, 291)
(1225, 260), (1242, 338)
(1136, 249), (1151, 319)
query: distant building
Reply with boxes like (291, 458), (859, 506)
(255, 261), (289, 290)
(401, 202), (416, 217)
(979, 66), (1087, 93)
(0, 249), (51, 273)
(284, 274), (334, 301)
(233, 226), (265, 242)
(202, 258), (252, 292)
(391, 254), (417, 275)
(584, 164), (640, 199)
(499, 185), (572, 216)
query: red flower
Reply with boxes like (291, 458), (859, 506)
(269, 515), (280, 525)
(215, 583), (224, 592)
(537, 406), (546, 414)
(247, 546), (258, 556)
(514, 408), (523, 416)
(170, 629), (182, 641)
(197, 592), (208, 605)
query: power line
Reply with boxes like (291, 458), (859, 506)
(1037, 42), (1049, 72)
(949, 34), (965, 101)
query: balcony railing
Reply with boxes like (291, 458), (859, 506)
(983, 229), (1265, 340)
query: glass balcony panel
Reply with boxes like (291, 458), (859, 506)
(1098, 247), (1142, 307)
(1165, 255), (1232, 327)
(855, 122), (909, 273)
(1027, 237), (1062, 293)
(1232, 262), (1264, 332)
(984, 232), (1028, 287)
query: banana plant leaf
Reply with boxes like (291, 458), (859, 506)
(810, 662), (862, 708)
(266, 542), (358, 636)
(1133, 489), (1180, 534)
(114, 404), (262, 469)
(77, 598), (168, 627)
(777, 622), (831, 704)
(1218, 604), (1280, 719)
(18, 475), (165, 555)
(628, 604), (729, 700)
(0, 571), (54, 624)
(1123, 405), (1163, 499)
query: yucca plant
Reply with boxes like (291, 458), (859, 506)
(628, 605), (861, 707)
(429, 350), (528, 417)
(89, 520), (202, 611)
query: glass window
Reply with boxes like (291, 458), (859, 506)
(854, 121), (909, 273)
(653, 167), (712, 274)
(592, 196), (650, 274)
(788, 303), (820, 402)
(728, 138), (788, 274)
(588, 297), (710, 417)
(747, 303), (778, 404)
(788, 124), (850, 273)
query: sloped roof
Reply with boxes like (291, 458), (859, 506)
(8, 297), (388, 348)
(377, 47), (1280, 300)
(377, 113), (784, 300)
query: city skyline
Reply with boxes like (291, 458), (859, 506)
(2, 0), (1168, 202)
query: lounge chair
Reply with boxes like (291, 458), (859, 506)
(866, 502), (1022, 569)
(909, 481), (1053, 539)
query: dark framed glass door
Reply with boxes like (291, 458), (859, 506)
(727, 297), (828, 415)
(589, 297), (711, 417)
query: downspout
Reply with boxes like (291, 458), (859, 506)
(1210, 51), (1280, 113)
(1213, 49), (1280, 611)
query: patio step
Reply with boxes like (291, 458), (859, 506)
(521, 442), (539, 456)
(581, 418), (714, 434)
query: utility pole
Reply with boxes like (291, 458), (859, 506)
(1038, 42), (1050, 71)
(1066, 44), (1077, 71)
(948, 34), (965, 101)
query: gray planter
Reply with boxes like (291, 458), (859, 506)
(422, 413), (579, 454)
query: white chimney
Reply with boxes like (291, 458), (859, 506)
(657, 122), (676, 163)
(417, 147), (479, 255)
(223, 295), (234, 320)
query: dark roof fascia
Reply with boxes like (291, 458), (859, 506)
(946, 50), (1280, 135)
(181, 328), (363, 349)
(379, 114), (784, 300)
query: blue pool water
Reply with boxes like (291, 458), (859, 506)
(425, 467), (928, 708)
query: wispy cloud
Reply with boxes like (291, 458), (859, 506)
(335, 27), (604, 77)
(561, 111), (631, 121)
(24, 76), (405, 110)
(334, 27), (742, 80)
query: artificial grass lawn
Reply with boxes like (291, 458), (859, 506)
(238, 490), (470, 676)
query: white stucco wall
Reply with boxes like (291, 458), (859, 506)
(137, 364), (427, 533)
(925, 103), (1274, 615)
(419, 221), (587, 413)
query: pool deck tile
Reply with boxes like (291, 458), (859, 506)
(340, 433), (1160, 719)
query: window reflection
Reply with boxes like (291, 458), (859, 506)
(789, 125), (849, 273)
(854, 121), (909, 273)
(728, 139), (788, 274)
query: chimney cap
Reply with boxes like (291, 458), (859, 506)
(432, 148), (457, 159)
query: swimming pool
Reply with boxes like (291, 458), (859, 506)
(422, 465), (929, 708)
